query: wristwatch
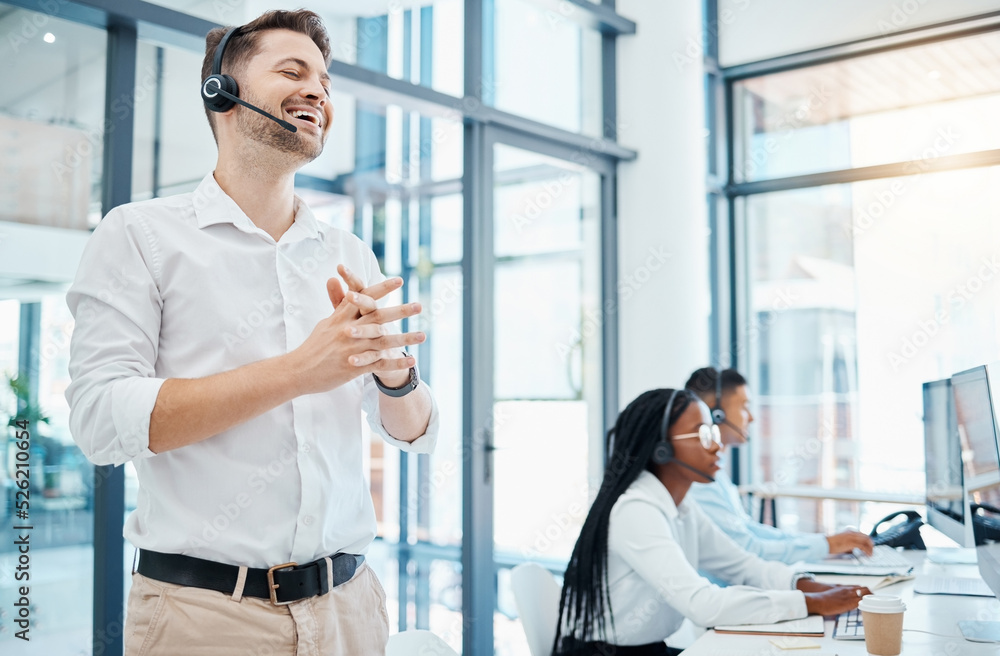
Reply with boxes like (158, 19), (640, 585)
(372, 353), (420, 397)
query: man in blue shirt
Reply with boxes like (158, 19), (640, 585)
(685, 367), (873, 564)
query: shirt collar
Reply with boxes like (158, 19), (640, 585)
(191, 172), (327, 240)
(633, 470), (683, 519)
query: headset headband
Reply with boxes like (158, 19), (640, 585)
(716, 367), (723, 410)
(214, 27), (241, 77)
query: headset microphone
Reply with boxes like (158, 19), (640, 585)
(722, 417), (750, 443)
(202, 80), (298, 132)
(201, 27), (298, 133)
(669, 457), (716, 483)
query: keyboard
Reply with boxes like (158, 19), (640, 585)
(832, 607), (865, 640)
(853, 545), (913, 568)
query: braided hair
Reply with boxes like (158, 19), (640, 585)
(553, 388), (696, 652)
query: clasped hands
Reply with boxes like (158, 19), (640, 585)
(292, 264), (425, 394)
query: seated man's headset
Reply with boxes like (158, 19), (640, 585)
(201, 27), (298, 133)
(709, 367), (750, 442)
(650, 389), (716, 482)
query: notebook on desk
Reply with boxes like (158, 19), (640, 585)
(713, 614), (824, 636)
(798, 544), (914, 576)
(914, 575), (992, 597)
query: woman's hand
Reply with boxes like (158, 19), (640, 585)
(803, 585), (872, 616)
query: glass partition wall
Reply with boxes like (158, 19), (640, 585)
(714, 13), (1000, 539)
(0, 0), (634, 653)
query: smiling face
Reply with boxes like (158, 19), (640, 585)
(223, 29), (334, 163)
(668, 399), (723, 481)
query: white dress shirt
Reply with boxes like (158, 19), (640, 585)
(65, 172), (439, 569)
(689, 469), (829, 564)
(599, 471), (808, 645)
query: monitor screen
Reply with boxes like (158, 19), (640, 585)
(952, 365), (1000, 511)
(923, 378), (966, 545)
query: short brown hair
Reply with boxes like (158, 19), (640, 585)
(201, 9), (332, 142)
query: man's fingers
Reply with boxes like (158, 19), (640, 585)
(359, 277), (403, 303)
(361, 302), (423, 325)
(327, 277), (346, 307)
(349, 350), (416, 369)
(348, 333), (426, 364)
(334, 298), (362, 319)
(338, 264), (367, 293)
(347, 324), (389, 339)
(345, 291), (379, 315)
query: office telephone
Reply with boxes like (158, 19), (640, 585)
(869, 510), (926, 550)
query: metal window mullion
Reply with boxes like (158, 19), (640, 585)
(96, 18), (137, 656)
(462, 119), (495, 656)
(601, 32), (616, 141)
(600, 172), (617, 465)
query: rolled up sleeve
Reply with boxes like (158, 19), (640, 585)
(65, 209), (166, 466)
(362, 374), (439, 454)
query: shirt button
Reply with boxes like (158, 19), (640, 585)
(302, 515), (314, 526)
(286, 304), (296, 314)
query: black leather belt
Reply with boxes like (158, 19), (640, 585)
(137, 549), (364, 606)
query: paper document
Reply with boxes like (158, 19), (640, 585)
(795, 561), (912, 576)
(914, 575), (992, 597)
(713, 614), (825, 636)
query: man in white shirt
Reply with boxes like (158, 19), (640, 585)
(65, 10), (437, 655)
(685, 367), (872, 564)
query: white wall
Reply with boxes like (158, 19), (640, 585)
(615, 0), (711, 406)
(719, 0), (1000, 67)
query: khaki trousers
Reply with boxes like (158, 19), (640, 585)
(124, 563), (390, 656)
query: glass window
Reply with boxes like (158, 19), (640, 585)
(0, 8), (106, 230)
(491, 144), (602, 654)
(491, 0), (603, 137)
(145, 0), (464, 97)
(133, 42), (215, 200)
(733, 31), (1000, 182)
(745, 165), (1000, 532)
(0, 3), (105, 649)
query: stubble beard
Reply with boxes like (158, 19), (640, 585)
(235, 90), (324, 164)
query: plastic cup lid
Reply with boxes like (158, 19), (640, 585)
(858, 594), (906, 614)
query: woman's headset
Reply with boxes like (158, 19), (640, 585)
(651, 389), (683, 465)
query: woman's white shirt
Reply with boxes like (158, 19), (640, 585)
(600, 471), (808, 645)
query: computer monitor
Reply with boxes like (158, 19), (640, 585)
(923, 377), (972, 547)
(952, 365), (1000, 546)
(952, 364), (1000, 642)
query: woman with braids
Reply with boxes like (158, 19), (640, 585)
(553, 388), (871, 655)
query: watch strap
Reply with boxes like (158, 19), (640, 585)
(372, 357), (419, 397)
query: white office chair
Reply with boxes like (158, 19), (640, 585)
(385, 629), (459, 656)
(511, 562), (562, 656)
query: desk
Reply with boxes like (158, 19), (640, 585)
(682, 551), (1000, 655)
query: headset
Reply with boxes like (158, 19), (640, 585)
(711, 366), (727, 425)
(651, 389), (715, 481)
(201, 27), (298, 133)
(710, 366), (751, 442)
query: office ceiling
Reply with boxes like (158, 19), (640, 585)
(739, 30), (1000, 128)
(150, 0), (449, 21)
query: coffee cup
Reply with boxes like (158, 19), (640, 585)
(858, 594), (906, 656)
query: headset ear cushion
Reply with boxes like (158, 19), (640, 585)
(651, 441), (673, 466)
(202, 74), (239, 112)
(712, 407), (727, 425)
